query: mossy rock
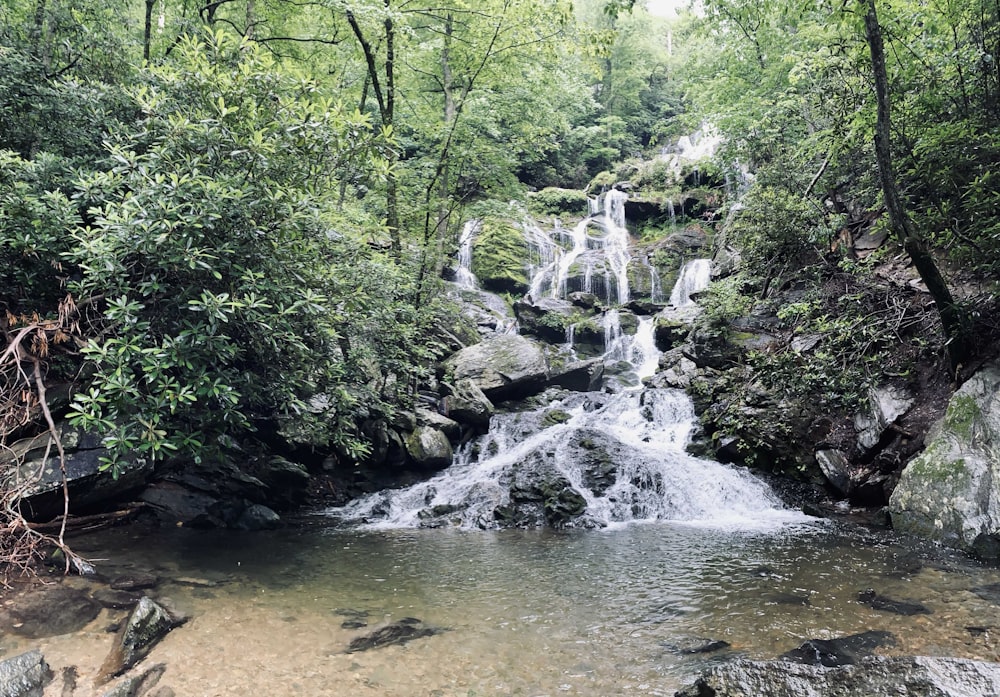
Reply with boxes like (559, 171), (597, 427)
(471, 217), (531, 295)
(541, 409), (572, 427)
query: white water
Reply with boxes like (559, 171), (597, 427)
(526, 189), (636, 305)
(328, 387), (804, 530)
(455, 219), (480, 289)
(669, 258), (711, 307)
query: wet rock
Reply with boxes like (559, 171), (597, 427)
(234, 503), (281, 530)
(857, 589), (931, 616)
(403, 426), (454, 471)
(890, 361), (1000, 558)
(96, 597), (183, 685)
(780, 630), (896, 667)
(443, 334), (549, 402)
(513, 297), (581, 344)
(0, 585), (101, 639)
(99, 663), (166, 697)
(654, 316), (689, 352)
(442, 378), (494, 427)
(110, 573), (159, 592)
(341, 619), (368, 629)
(547, 358), (604, 392)
(346, 618), (443, 653)
(815, 449), (852, 497)
(0, 650), (53, 697)
(674, 656), (1000, 697)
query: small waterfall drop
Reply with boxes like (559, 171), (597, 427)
(669, 258), (711, 307)
(455, 220), (480, 289)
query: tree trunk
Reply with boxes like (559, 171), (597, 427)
(862, 0), (968, 374)
(345, 2), (401, 257)
(144, 0), (155, 61)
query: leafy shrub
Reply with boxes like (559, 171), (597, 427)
(65, 30), (416, 471)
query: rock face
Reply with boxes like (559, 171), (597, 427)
(442, 378), (494, 427)
(0, 650), (53, 697)
(443, 334), (549, 402)
(889, 362), (1000, 558)
(674, 656), (1000, 697)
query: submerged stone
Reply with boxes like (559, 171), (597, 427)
(345, 618), (444, 653)
(780, 630), (896, 667)
(857, 589), (931, 616)
(0, 585), (101, 639)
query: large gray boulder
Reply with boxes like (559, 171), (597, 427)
(442, 378), (494, 427)
(674, 656), (1000, 697)
(0, 650), (53, 697)
(889, 362), (1000, 558)
(443, 334), (549, 401)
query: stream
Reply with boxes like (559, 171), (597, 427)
(5, 521), (1000, 695)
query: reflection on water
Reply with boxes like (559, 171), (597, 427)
(5, 520), (1000, 696)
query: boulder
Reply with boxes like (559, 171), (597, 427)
(443, 334), (549, 402)
(889, 362), (1000, 558)
(854, 384), (915, 451)
(547, 358), (604, 392)
(815, 449), (852, 497)
(654, 315), (690, 351)
(96, 597), (183, 684)
(0, 650), (53, 697)
(403, 427), (453, 470)
(442, 378), (494, 427)
(235, 503), (281, 530)
(674, 656), (1000, 697)
(415, 408), (462, 440)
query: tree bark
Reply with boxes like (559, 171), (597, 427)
(144, 0), (155, 61)
(346, 2), (401, 256)
(862, 0), (968, 374)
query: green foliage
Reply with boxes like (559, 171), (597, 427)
(527, 187), (589, 216)
(0, 151), (81, 311)
(64, 30), (417, 471)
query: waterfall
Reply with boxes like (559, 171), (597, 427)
(669, 259), (711, 307)
(327, 195), (803, 532)
(526, 189), (632, 306)
(455, 220), (480, 289)
(327, 386), (803, 530)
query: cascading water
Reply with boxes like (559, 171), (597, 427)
(669, 258), (711, 307)
(328, 252), (803, 531)
(331, 194), (804, 531)
(455, 219), (480, 290)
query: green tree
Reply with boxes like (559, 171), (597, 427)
(65, 30), (415, 470)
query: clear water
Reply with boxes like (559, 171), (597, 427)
(9, 521), (1000, 696)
